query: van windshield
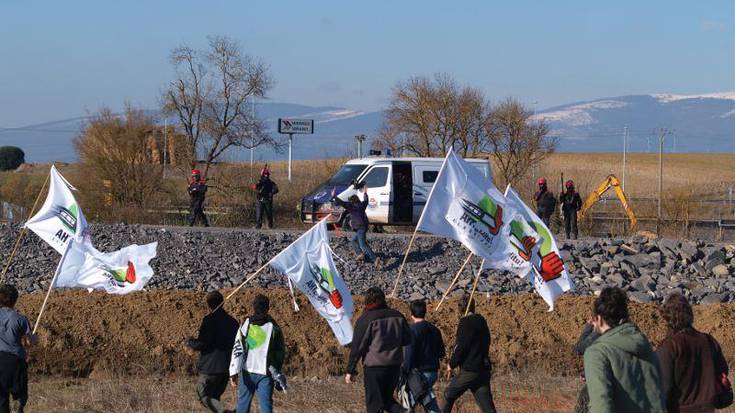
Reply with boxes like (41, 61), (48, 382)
(328, 164), (368, 185)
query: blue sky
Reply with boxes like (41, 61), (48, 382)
(1, 1), (733, 126)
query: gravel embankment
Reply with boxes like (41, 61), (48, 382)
(2, 223), (734, 304)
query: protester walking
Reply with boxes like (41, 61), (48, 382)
(572, 322), (600, 413)
(560, 180), (583, 240)
(442, 295), (497, 413)
(185, 291), (240, 413)
(229, 294), (285, 413)
(254, 165), (279, 229)
(189, 169), (210, 227)
(584, 287), (664, 413)
(657, 293), (732, 413)
(402, 299), (445, 413)
(332, 186), (377, 264)
(534, 177), (556, 227)
(346, 287), (412, 413)
(0, 284), (37, 413)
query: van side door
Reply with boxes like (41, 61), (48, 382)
(359, 164), (391, 224)
(412, 164), (440, 223)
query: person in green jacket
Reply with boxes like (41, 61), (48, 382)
(584, 287), (665, 413)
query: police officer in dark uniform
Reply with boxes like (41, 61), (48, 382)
(254, 165), (279, 229)
(560, 180), (583, 239)
(534, 177), (556, 227)
(188, 169), (209, 227)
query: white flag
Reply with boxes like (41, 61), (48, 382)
(504, 185), (574, 311)
(269, 221), (354, 346)
(417, 148), (537, 277)
(55, 239), (157, 294)
(26, 166), (90, 254)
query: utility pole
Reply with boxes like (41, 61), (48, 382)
(250, 96), (255, 167)
(355, 134), (366, 158)
(163, 118), (167, 179)
(622, 126), (628, 191)
(657, 128), (670, 234)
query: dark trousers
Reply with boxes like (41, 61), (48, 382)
(255, 199), (273, 229)
(538, 211), (552, 228)
(0, 352), (27, 413)
(564, 210), (578, 239)
(442, 370), (496, 413)
(196, 373), (229, 413)
(364, 366), (403, 413)
(189, 201), (209, 227)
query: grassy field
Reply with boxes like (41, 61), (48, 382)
(2, 152), (734, 229)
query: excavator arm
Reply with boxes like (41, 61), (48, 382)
(579, 175), (637, 231)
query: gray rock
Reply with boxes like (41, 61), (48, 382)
(629, 292), (653, 304)
(701, 293), (728, 304)
(712, 264), (730, 278)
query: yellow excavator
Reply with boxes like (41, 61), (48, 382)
(578, 174), (637, 231)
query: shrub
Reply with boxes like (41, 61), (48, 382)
(0, 146), (25, 171)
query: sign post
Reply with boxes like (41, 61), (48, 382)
(278, 118), (314, 183)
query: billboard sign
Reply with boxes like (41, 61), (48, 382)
(278, 118), (314, 134)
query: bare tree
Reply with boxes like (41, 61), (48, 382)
(162, 35), (276, 176)
(375, 74), (490, 157)
(486, 98), (556, 187)
(74, 105), (162, 206)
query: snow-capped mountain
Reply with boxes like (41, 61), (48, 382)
(3, 92), (735, 163)
(536, 93), (735, 152)
(0, 103), (384, 163)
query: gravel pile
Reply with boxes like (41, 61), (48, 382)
(2, 223), (734, 304)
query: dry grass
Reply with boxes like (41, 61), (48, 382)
(25, 374), (582, 413)
(2, 153), (735, 229)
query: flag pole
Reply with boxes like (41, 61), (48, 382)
(464, 259), (485, 316)
(224, 260), (273, 301)
(435, 252), (473, 311)
(286, 278), (300, 312)
(389, 228), (418, 298)
(33, 241), (70, 334)
(0, 172), (50, 282)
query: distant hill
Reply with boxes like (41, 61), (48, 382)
(535, 92), (735, 153)
(3, 92), (735, 162)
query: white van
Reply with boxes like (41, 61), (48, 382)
(300, 156), (492, 227)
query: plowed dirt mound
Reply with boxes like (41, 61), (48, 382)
(16, 289), (735, 377)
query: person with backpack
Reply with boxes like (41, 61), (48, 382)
(346, 287), (412, 413)
(0, 284), (37, 413)
(185, 291), (240, 413)
(254, 166), (279, 229)
(189, 169), (210, 227)
(442, 295), (497, 413)
(402, 299), (445, 413)
(657, 293), (732, 413)
(229, 294), (285, 413)
(584, 287), (664, 413)
(560, 180), (583, 240)
(331, 185), (377, 264)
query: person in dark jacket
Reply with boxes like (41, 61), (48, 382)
(572, 322), (601, 413)
(332, 185), (377, 263)
(0, 284), (37, 413)
(186, 291), (239, 413)
(442, 295), (497, 413)
(229, 294), (285, 413)
(402, 299), (445, 413)
(534, 177), (556, 227)
(560, 180), (583, 240)
(189, 169), (210, 227)
(657, 293), (729, 413)
(584, 287), (664, 413)
(346, 287), (411, 413)
(253, 166), (279, 229)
